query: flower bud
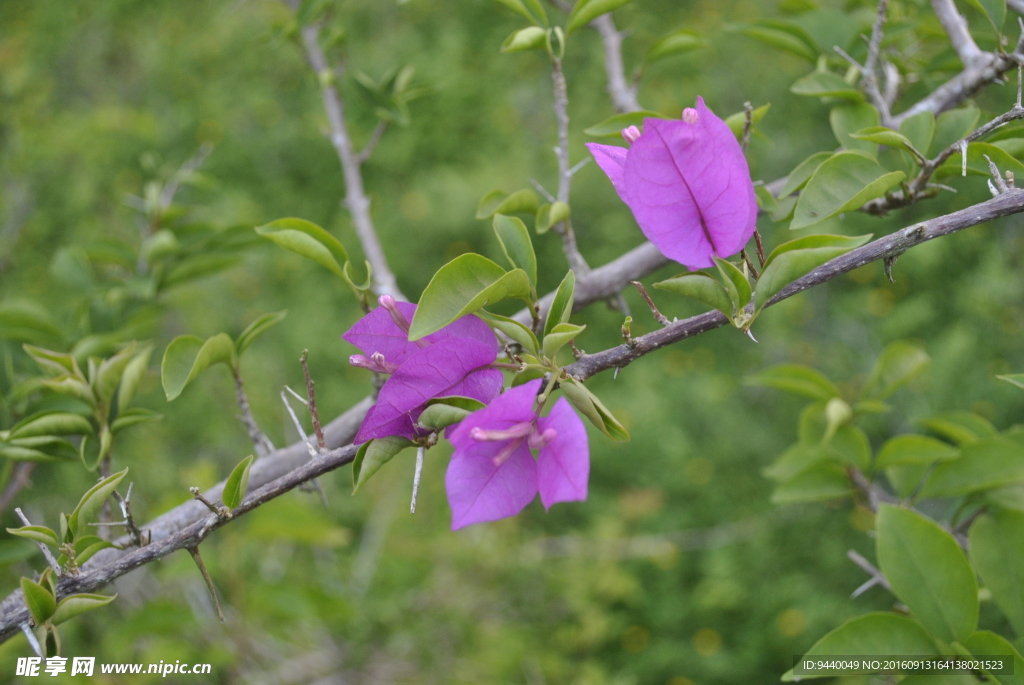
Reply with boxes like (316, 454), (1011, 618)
(622, 125), (642, 144)
(528, 427), (557, 450)
(682, 107), (698, 124)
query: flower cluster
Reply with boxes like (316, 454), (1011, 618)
(587, 97), (757, 271)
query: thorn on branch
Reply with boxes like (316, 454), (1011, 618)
(15, 508), (62, 576)
(300, 350), (326, 452)
(847, 549), (892, 597)
(630, 281), (671, 326)
(187, 546), (225, 624)
(111, 484), (148, 548)
(883, 253), (900, 283)
(190, 488), (231, 520)
(410, 446), (425, 514)
(20, 623), (42, 657)
(569, 340), (586, 360)
(985, 154), (1010, 193)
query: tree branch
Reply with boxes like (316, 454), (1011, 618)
(296, 20), (405, 300)
(550, 58), (590, 275)
(931, 0), (984, 67)
(593, 14), (642, 114)
(233, 370), (274, 457)
(863, 0), (895, 127)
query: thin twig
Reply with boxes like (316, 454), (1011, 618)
(630, 281), (670, 326)
(187, 547), (225, 623)
(233, 370), (274, 457)
(111, 484), (147, 548)
(190, 488), (230, 519)
(550, 58), (590, 276)
(281, 390), (318, 457)
(355, 121), (388, 164)
(847, 549), (892, 595)
(861, 0), (894, 126)
(300, 350), (326, 452)
(592, 14), (642, 113)
(14, 508), (61, 576)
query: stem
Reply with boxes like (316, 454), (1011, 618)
(550, 58), (590, 276)
(233, 370), (274, 457)
(299, 350), (326, 452)
(188, 547), (225, 623)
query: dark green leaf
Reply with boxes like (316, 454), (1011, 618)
(544, 270), (576, 337)
(410, 255), (531, 340)
(900, 112), (936, 156)
(161, 333), (236, 401)
(493, 214), (537, 289)
(255, 218), (349, 278)
(876, 504), (978, 643)
(965, 0), (1005, 32)
(963, 630), (1024, 685)
(21, 577), (56, 625)
(654, 273), (733, 318)
(0, 305), (63, 346)
(51, 593), (116, 626)
(831, 103), (880, 155)
(778, 151), (832, 199)
(755, 234), (872, 309)
(222, 455), (254, 510)
(919, 436), (1024, 498)
(851, 126), (917, 152)
(969, 510), (1024, 636)
(235, 311), (287, 356)
(791, 150), (904, 229)
(929, 106), (981, 157)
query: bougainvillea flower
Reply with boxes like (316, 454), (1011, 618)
(344, 296), (503, 444)
(586, 97), (757, 271)
(445, 379), (589, 530)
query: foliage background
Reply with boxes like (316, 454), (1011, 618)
(1, 0), (1023, 682)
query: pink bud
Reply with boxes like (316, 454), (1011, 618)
(621, 125), (642, 144)
(349, 353), (399, 374)
(378, 294), (416, 339)
(682, 107), (698, 124)
(528, 427), (558, 450)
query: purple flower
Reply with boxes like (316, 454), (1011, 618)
(344, 296), (503, 444)
(586, 97), (757, 271)
(445, 379), (589, 530)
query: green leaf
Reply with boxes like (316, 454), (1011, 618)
(746, 364), (840, 401)
(78, 425), (112, 471)
(763, 442), (828, 482)
(68, 468), (128, 538)
(478, 311), (540, 355)
(900, 112), (936, 157)
(654, 273), (733, 319)
(781, 613), (939, 681)
(353, 437), (414, 493)
(930, 106), (981, 157)
(965, 0), (1006, 32)
(919, 436), (1024, 498)
(755, 185), (778, 214)
(21, 577), (56, 626)
(790, 71), (865, 101)
(418, 397), (485, 431)
(255, 217), (350, 278)
(94, 343), (137, 410)
(874, 434), (959, 469)
(723, 103), (771, 140)
(646, 29), (707, 63)
(876, 504), (978, 644)
(937, 141), (1024, 179)
(73, 537), (113, 565)
(110, 407), (162, 433)
(410, 255), (532, 340)
(9, 412), (93, 439)
(778, 151), (833, 199)
(963, 630), (1024, 685)
(492, 0), (547, 24)
(851, 126), (918, 152)
(542, 323), (586, 358)
(831, 103), (880, 155)
(116, 345), (153, 412)
(534, 201), (571, 234)
(544, 270), (576, 337)
(476, 189), (539, 219)
(500, 26), (548, 52)
(918, 411), (997, 445)
(222, 455), (254, 510)
(51, 593), (116, 626)
(235, 311), (287, 356)
(6, 526), (59, 547)
(734, 23), (818, 62)
(23, 345), (80, 378)
(560, 377), (629, 441)
(714, 258), (752, 317)
(161, 333), (236, 401)
(825, 423), (870, 470)
(998, 373), (1024, 389)
(969, 510), (1024, 636)
(566, 0), (637, 34)
(42, 376), (97, 407)
(791, 150), (905, 229)
(0, 304), (63, 346)
(770, 461), (850, 503)
(755, 234), (873, 309)
(583, 111), (666, 139)
(493, 214), (537, 289)
(862, 340), (930, 400)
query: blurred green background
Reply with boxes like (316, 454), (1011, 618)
(1, 0), (1024, 682)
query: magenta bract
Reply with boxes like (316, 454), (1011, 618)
(445, 380), (590, 530)
(344, 302), (502, 444)
(586, 97), (757, 270)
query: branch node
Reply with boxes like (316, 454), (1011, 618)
(190, 488), (231, 520)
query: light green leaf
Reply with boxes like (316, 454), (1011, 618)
(222, 455), (254, 510)
(21, 577), (56, 626)
(851, 126), (917, 152)
(566, 0), (637, 34)
(544, 270), (576, 337)
(42, 376), (96, 406)
(235, 311), (287, 356)
(0, 305), (63, 346)
(790, 71), (865, 101)
(418, 397), (485, 431)
(930, 106), (981, 157)
(965, 0), (1006, 32)
(560, 377), (629, 441)
(255, 218), (349, 278)
(770, 462), (850, 503)
(493, 214), (537, 289)
(478, 311), (540, 355)
(919, 436), (1024, 498)
(831, 103), (880, 155)
(51, 593), (116, 626)
(734, 23), (818, 62)
(969, 510), (1024, 636)
(998, 373), (1024, 389)
(353, 437), (414, 493)
(6, 526), (59, 547)
(755, 234), (873, 309)
(476, 189), (539, 219)
(161, 333), (236, 401)
(646, 29), (707, 63)
(874, 434), (959, 469)
(755, 185), (778, 214)
(862, 342), (930, 400)
(746, 364), (840, 401)
(918, 411), (997, 445)
(654, 273), (733, 319)
(723, 103), (771, 140)
(781, 613), (939, 681)
(410, 255), (531, 340)
(900, 111), (936, 156)
(791, 150), (905, 230)
(714, 257), (752, 316)
(825, 423), (870, 471)
(94, 343), (137, 410)
(73, 538), (112, 565)
(23, 345), (80, 378)
(500, 26), (548, 52)
(9, 412), (93, 439)
(963, 630), (1024, 685)
(542, 323), (586, 358)
(876, 504), (978, 644)
(68, 468), (128, 538)
(492, 0), (547, 24)
(78, 425), (112, 471)
(763, 442), (828, 482)
(778, 151), (833, 199)
(117, 345), (153, 412)
(534, 201), (571, 234)
(110, 407), (162, 433)
(583, 111), (666, 138)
